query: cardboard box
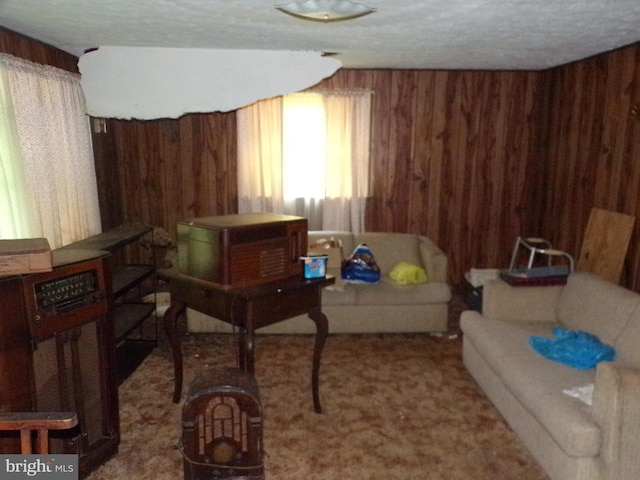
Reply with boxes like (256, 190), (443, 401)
(0, 238), (52, 276)
(309, 246), (343, 268)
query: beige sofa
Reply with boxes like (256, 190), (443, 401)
(460, 272), (640, 480)
(187, 231), (451, 334)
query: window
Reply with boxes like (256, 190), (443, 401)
(237, 90), (372, 232)
(282, 93), (326, 200)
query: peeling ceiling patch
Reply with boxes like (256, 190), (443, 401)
(79, 47), (342, 119)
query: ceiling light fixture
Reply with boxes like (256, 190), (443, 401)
(276, 0), (376, 22)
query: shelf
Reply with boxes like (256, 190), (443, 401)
(64, 224), (159, 384)
(112, 265), (155, 298)
(57, 225), (152, 253)
(114, 303), (156, 343)
(116, 339), (157, 384)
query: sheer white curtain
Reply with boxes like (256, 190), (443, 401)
(237, 96), (284, 214)
(0, 54), (101, 248)
(322, 91), (371, 232)
(237, 90), (372, 232)
(0, 63), (34, 238)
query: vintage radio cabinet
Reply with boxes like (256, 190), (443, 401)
(178, 213), (307, 288)
(0, 250), (119, 478)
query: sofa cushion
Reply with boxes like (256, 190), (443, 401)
(354, 277), (451, 306)
(462, 316), (600, 457)
(354, 232), (421, 274)
(419, 237), (447, 283)
(613, 302), (640, 368)
(320, 284), (358, 306)
(558, 272), (639, 345)
(498, 354), (600, 457)
(461, 315), (558, 362)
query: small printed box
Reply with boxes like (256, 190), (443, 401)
(0, 238), (52, 276)
(302, 254), (328, 279)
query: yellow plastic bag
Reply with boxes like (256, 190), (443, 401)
(389, 262), (428, 284)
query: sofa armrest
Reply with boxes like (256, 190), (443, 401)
(481, 279), (563, 323)
(592, 361), (640, 480)
(418, 236), (447, 283)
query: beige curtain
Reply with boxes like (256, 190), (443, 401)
(0, 54), (101, 248)
(0, 63), (34, 238)
(237, 90), (372, 232)
(322, 91), (371, 232)
(237, 96), (284, 214)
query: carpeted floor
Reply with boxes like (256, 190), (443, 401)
(87, 297), (550, 480)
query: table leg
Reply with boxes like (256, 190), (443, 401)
(163, 299), (186, 404)
(236, 327), (255, 374)
(308, 306), (329, 414)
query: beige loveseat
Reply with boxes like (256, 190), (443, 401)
(187, 231), (451, 334)
(460, 272), (640, 480)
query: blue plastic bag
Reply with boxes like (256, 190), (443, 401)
(341, 243), (381, 284)
(529, 327), (615, 370)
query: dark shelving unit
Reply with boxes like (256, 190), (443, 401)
(59, 225), (159, 384)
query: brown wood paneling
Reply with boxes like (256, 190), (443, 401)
(98, 114), (239, 240)
(542, 43), (640, 290)
(0, 26), (78, 72)
(94, 68), (546, 287)
(92, 122), (124, 230)
(321, 69), (545, 283)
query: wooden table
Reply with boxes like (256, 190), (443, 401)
(158, 269), (334, 413)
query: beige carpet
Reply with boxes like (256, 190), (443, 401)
(88, 299), (550, 480)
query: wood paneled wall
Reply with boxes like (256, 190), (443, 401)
(0, 26), (78, 72)
(319, 70), (548, 285)
(98, 69), (547, 286)
(96, 114), (238, 234)
(542, 44), (640, 291)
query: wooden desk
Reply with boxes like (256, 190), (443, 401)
(159, 269), (334, 413)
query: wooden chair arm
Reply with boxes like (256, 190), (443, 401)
(0, 412), (78, 430)
(0, 412), (78, 454)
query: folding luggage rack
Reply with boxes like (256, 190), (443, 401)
(508, 236), (574, 275)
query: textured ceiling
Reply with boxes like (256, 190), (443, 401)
(1, 0), (640, 70)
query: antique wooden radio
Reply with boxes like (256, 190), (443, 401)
(182, 368), (264, 480)
(0, 250), (119, 478)
(177, 213), (307, 289)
